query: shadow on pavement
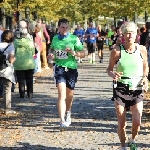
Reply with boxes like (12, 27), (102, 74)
(0, 142), (84, 150)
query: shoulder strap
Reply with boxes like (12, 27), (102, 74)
(2, 44), (10, 54)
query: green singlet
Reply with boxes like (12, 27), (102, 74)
(116, 44), (143, 90)
(51, 34), (83, 69)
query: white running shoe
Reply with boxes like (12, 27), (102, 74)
(60, 121), (70, 128)
(65, 111), (71, 126)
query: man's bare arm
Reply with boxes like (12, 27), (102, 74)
(141, 46), (149, 77)
(106, 45), (123, 80)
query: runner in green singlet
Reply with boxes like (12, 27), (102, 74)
(107, 22), (148, 150)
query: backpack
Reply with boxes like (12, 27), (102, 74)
(0, 45), (10, 70)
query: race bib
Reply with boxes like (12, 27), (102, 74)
(90, 34), (95, 40)
(55, 50), (68, 59)
(98, 37), (102, 40)
(128, 78), (142, 90)
(113, 37), (116, 40)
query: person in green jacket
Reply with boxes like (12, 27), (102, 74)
(13, 28), (36, 100)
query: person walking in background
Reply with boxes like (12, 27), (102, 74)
(144, 23), (150, 81)
(32, 25), (43, 73)
(107, 25), (115, 50)
(0, 30), (16, 114)
(96, 25), (106, 63)
(46, 25), (56, 44)
(46, 25), (56, 58)
(14, 20), (33, 41)
(140, 22), (150, 46)
(0, 24), (4, 97)
(112, 26), (124, 46)
(85, 21), (98, 64)
(0, 24), (4, 42)
(105, 29), (109, 46)
(37, 19), (50, 69)
(73, 23), (85, 63)
(47, 18), (85, 128)
(13, 27), (36, 100)
(135, 28), (141, 44)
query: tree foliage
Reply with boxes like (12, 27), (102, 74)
(0, 0), (150, 22)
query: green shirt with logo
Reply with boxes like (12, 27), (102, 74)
(51, 34), (83, 69)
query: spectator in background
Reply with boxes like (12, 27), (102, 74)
(13, 27), (36, 100)
(140, 26), (146, 34)
(0, 24), (4, 97)
(46, 25), (55, 56)
(0, 30), (16, 114)
(46, 25), (55, 43)
(73, 23), (85, 63)
(96, 25), (106, 63)
(14, 20), (33, 41)
(0, 24), (4, 42)
(140, 22), (150, 46)
(32, 25), (43, 73)
(55, 28), (59, 34)
(37, 19), (50, 69)
(105, 29), (109, 46)
(85, 21), (98, 64)
(141, 23), (150, 81)
(107, 25), (115, 50)
(112, 26), (124, 46)
(135, 28), (141, 44)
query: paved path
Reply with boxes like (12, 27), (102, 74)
(0, 48), (150, 150)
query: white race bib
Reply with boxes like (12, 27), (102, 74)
(98, 37), (102, 40)
(55, 50), (68, 59)
(128, 78), (142, 90)
(90, 34), (95, 40)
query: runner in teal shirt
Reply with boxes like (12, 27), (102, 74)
(48, 18), (85, 128)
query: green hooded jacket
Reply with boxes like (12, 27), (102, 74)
(13, 38), (36, 70)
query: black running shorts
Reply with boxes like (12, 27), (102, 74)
(113, 82), (143, 110)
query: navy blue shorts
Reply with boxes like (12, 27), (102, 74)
(54, 65), (78, 90)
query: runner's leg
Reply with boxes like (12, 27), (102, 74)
(66, 87), (74, 111)
(130, 101), (143, 141)
(57, 82), (66, 122)
(114, 101), (127, 147)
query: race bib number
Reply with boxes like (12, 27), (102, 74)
(55, 50), (68, 59)
(98, 37), (102, 40)
(90, 34), (95, 40)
